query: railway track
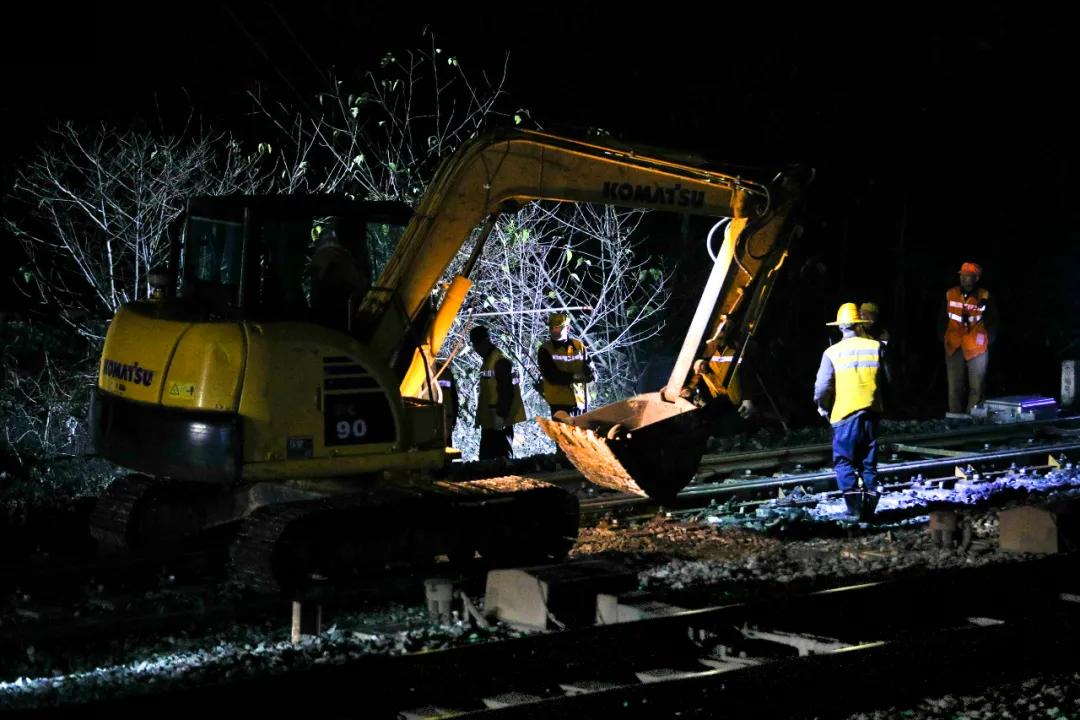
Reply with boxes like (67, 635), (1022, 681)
(3, 417), (1078, 682)
(21, 553), (1080, 719)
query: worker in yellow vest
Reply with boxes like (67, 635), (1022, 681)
(813, 303), (888, 517)
(469, 325), (526, 460)
(939, 262), (997, 415)
(537, 313), (594, 417)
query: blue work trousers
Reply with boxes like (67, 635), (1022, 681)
(832, 411), (879, 492)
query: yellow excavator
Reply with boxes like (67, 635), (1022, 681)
(89, 128), (807, 592)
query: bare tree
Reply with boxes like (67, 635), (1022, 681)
(251, 41), (510, 200)
(5, 122), (271, 340)
(249, 33), (513, 273)
(445, 203), (669, 459)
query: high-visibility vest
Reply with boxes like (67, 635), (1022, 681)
(824, 336), (882, 423)
(944, 286), (991, 360)
(540, 338), (587, 408)
(475, 349), (526, 428)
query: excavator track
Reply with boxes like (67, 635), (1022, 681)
(226, 477), (579, 595)
(90, 474), (223, 552)
(89, 474), (157, 551)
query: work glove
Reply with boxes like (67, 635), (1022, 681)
(816, 405), (830, 420)
(491, 415), (507, 431)
(737, 399), (755, 419)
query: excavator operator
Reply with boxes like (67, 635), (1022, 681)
(308, 218), (369, 330)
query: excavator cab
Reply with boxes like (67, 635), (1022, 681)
(174, 196), (409, 326)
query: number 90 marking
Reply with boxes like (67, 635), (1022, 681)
(336, 419), (368, 439)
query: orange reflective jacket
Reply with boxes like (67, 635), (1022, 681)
(944, 286), (990, 360)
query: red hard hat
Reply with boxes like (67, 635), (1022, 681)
(958, 262), (982, 277)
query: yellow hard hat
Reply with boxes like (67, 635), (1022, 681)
(548, 312), (571, 328)
(859, 302), (880, 317)
(826, 302), (869, 326)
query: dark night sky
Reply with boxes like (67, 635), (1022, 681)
(2, 3), (1078, 415)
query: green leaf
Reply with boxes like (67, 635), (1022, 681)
(547, 291), (557, 299)
(388, 161), (398, 172)
(448, 56), (459, 67)
(565, 248), (573, 263)
(569, 272), (581, 283)
(352, 154), (365, 166)
(514, 114), (522, 125)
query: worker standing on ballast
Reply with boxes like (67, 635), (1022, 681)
(940, 262), (997, 416)
(469, 325), (526, 460)
(537, 313), (594, 418)
(814, 303), (888, 519)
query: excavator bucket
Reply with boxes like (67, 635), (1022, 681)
(537, 392), (709, 502)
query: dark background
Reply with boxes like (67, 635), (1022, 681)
(3, 3), (1077, 421)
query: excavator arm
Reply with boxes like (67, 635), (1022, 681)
(358, 127), (806, 500)
(539, 172), (806, 500)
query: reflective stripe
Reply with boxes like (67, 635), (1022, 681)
(836, 359), (880, 370)
(476, 349), (526, 427)
(438, 379), (452, 388)
(945, 286), (991, 359)
(709, 355), (735, 363)
(824, 336), (881, 422)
